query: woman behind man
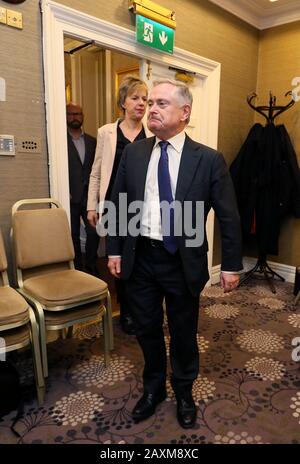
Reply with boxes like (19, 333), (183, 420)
(87, 76), (151, 335)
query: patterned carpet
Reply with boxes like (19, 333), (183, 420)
(1, 280), (300, 444)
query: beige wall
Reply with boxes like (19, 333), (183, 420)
(255, 22), (300, 267)
(0, 0), (49, 266)
(4, 0), (285, 271)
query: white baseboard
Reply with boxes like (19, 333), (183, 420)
(211, 257), (296, 285)
(242, 257), (296, 283)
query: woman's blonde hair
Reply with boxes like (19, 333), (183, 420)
(117, 75), (148, 113)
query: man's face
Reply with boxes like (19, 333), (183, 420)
(66, 104), (83, 130)
(147, 83), (190, 139)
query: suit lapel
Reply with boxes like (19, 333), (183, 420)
(83, 134), (89, 166)
(109, 122), (118, 159)
(175, 135), (204, 202)
(136, 137), (156, 201)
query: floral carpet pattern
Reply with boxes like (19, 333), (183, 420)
(1, 281), (300, 444)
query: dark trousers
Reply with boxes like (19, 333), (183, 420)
(70, 202), (99, 271)
(115, 278), (131, 319)
(126, 238), (200, 397)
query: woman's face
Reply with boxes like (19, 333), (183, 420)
(123, 86), (148, 121)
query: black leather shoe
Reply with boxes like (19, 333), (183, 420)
(132, 392), (166, 422)
(176, 394), (197, 429)
(120, 314), (136, 335)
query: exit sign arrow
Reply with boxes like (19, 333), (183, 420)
(159, 31), (168, 46)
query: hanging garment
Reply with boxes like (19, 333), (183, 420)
(230, 123), (300, 255)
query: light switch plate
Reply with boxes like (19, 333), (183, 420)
(6, 9), (22, 29)
(0, 135), (15, 156)
(0, 7), (7, 25)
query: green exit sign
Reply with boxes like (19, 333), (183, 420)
(136, 15), (174, 54)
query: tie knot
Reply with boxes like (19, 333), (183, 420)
(159, 140), (169, 151)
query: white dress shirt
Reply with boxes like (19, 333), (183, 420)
(140, 131), (186, 240)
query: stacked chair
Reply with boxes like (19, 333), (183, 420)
(11, 198), (113, 378)
(0, 229), (45, 404)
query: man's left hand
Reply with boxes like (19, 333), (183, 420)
(220, 272), (240, 293)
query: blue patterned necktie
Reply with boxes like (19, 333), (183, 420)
(157, 141), (178, 254)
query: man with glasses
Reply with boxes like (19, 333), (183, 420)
(66, 103), (99, 275)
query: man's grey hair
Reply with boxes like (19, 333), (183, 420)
(152, 78), (193, 107)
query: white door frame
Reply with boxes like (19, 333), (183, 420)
(41, 0), (221, 279)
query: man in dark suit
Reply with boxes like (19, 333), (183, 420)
(66, 103), (99, 274)
(107, 80), (243, 429)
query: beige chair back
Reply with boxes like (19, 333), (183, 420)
(13, 208), (75, 270)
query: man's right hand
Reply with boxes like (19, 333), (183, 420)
(107, 257), (122, 278)
(87, 210), (98, 228)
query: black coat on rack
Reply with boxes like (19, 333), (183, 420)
(230, 91), (300, 292)
(230, 122), (300, 254)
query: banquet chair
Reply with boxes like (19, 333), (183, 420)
(0, 229), (44, 404)
(11, 198), (113, 378)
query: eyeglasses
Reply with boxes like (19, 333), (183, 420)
(67, 112), (83, 116)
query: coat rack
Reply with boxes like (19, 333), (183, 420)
(246, 90), (295, 124)
(239, 91), (295, 294)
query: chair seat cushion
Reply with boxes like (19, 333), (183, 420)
(0, 287), (30, 326)
(23, 270), (108, 307)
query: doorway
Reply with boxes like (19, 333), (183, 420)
(64, 38), (142, 280)
(42, 0), (221, 281)
(64, 37), (141, 135)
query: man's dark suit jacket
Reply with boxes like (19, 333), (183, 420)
(67, 132), (97, 204)
(107, 135), (243, 296)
